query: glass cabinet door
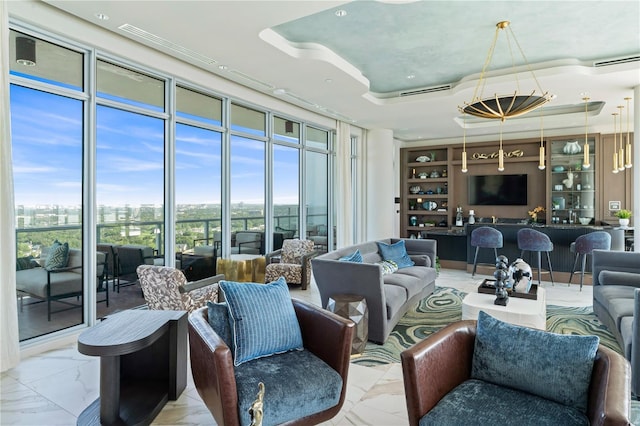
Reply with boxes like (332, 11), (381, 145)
(549, 138), (596, 225)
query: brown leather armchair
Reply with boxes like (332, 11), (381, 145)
(401, 320), (632, 426)
(188, 298), (354, 426)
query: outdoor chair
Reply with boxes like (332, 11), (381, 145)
(231, 231), (262, 255)
(136, 265), (223, 313)
(265, 239), (317, 290)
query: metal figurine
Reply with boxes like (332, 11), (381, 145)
(249, 382), (265, 426)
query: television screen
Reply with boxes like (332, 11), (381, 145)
(468, 174), (528, 205)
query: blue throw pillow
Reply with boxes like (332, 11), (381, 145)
(471, 311), (599, 412)
(377, 240), (414, 269)
(207, 301), (234, 351)
(220, 277), (303, 366)
(339, 249), (363, 263)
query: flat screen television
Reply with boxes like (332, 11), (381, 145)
(468, 174), (528, 206)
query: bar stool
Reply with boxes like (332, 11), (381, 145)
(470, 226), (503, 277)
(517, 228), (555, 285)
(569, 231), (611, 291)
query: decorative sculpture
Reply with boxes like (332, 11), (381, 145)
(562, 170), (575, 189)
(508, 258), (533, 293)
(249, 382), (265, 426)
(494, 255), (509, 306)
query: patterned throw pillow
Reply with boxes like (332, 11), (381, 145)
(376, 259), (399, 275)
(16, 256), (37, 271)
(377, 240), (414, 269)
(44, 240), (70, 270)
(471, 311), (599, 412)
(220, 277), (303, 366)
(339, 249), (363, 263)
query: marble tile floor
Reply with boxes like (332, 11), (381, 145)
(0, 269), (598, 425)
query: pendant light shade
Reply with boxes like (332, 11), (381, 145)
(612, 113), (619, 174)
(582, 97), (590, 169)
(461, 113), (468, 173)
(618, 105), (625, 171)
(16, 36), (36, 67)
(625, 97), (633, 168)
(538, 116), (545, 170)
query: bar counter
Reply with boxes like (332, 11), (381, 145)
(420, 223), (627, 278)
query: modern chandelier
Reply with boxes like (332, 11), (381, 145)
(459, 21), (553, 172)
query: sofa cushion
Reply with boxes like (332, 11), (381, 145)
(384, 284), (407, 320)
(220, 277), (303, 366)
(472, 311), (598, 412)
(339, 249), (363, 263)
(599, 270), (640, 287)
(593, 285), (637, 312)
(45, 240), (69, 270)
(234, 349), (342, 426)
(421, 379), (588, 426)
(620, 316), (634, 359)
(207, 301), (234, 350)
(607, 298), (635, 329)
(377, 240), (414, 269)
(383, 272), (424, 300)
(16, 256), (38, 271)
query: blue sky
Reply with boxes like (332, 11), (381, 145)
(11, 84), (301, 209)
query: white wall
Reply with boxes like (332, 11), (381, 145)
(365, 128), (396, 240)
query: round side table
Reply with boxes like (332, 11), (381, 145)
(326, 294), (368, 355)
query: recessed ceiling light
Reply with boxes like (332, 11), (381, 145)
(325, 78), (333, 84)
(407, 74), (415, 79)
(273, 88), (286, 95)
(335, 9), (347, 17)
(218, 65), (228, 70)
(95, 13), (109, 20)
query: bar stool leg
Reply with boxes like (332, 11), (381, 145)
(545, 251), (554, 285)
(569, 253), (579, 286)
(536, 251), (542, 285)
(472, 246), (480, 277)
(580, 253), (587, 291)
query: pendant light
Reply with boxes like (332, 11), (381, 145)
(612, 112), (619, 174)
(538, 115), (546, 170)
(582, 97), (590, 169)
(625, 97), (633, 168)
(461, 113), (468, 173)
(618, 105), (625, 171)
(498, 120), (505, 172)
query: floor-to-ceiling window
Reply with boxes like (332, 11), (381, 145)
(175, 86), (223, 276)
(273, 117), (301, 239)
(9, 22), (335, 344)
(96, 60), (166, 293)
(10, 29), (86, 341)
(305, 127), (331, 251)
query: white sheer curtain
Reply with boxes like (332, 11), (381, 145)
(335, 121), (353, 248)
(1, 1), (21, 371)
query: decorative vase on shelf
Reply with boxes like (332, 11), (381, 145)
(563, 141), (582, 155)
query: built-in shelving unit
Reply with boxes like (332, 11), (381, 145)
(549, 137), (596, 225)
(401, 147), (450, 238)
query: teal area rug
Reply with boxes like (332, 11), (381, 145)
(353, 286), (621, 367)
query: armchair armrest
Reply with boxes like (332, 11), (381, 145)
(188, 307), (240, 426)
(292, 299), (354, 379)
(265, 248), (283, 265)
(587, 345), (632, 426)
(180, 274), (224, 294)
(400, 320), (476, 426)
(632, 288), (640, 397)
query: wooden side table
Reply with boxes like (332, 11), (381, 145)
(77, 310), (187, 426)
(327, 294), (368, 354)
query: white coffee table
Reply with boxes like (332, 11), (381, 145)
(461, 287), (547, 330)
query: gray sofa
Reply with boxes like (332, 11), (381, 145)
(312, 238), (437, 343)
(592, 249), (640, 396)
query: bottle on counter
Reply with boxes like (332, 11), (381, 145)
(455, 206), (464, 227)
(468, 209), (475, 225)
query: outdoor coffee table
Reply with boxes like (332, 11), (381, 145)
(217, 254), (266, 283)
(461, 287), (547, 330)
